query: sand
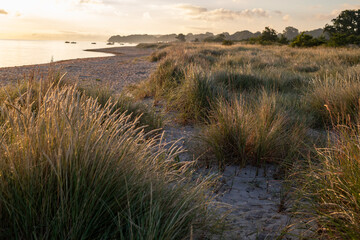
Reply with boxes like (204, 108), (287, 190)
(0, 47), (156, 92)
(162, 118), (299, 239)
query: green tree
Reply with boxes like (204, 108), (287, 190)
(290, 32), (326, 47)
(175, 33), (186, 42)
(324, 9), (360, 36)
(324, 9), (360, 46)
(260, 27), (278, 42)
(283, 26), (299, 40)
(278, 34), (289, 45)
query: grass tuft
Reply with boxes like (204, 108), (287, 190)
(295, 119), (360, 239)
(0, 78), (216, 239)
(201, 90), (304, 169)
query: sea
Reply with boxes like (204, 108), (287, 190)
(0, 40), (133, 68)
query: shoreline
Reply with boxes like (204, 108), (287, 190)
(0, 46), (140, 70)
(0, 46), (156, 93)
(84, 46), (128, 55)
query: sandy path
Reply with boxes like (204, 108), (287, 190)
(0, 47), (156, 93)
(162, 118), (298, 239)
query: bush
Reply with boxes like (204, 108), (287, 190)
(278, 34), (289, 45)
(0, 81), (215, 239)
(222, 40), (234, 46)
(291, 33), (326, 47)
(327, 33), (360, 46)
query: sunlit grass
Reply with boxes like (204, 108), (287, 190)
(0, 76), (217, 239)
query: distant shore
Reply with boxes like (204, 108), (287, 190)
(0, 46), (156, 93)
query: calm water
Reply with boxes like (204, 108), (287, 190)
(0, 40), (131, 68)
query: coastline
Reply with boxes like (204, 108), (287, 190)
(0, 46), (156, 93)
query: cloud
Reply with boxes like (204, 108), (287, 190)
(143, 12), (152, 20)
(315, 9), (341, 21)
(177, 4), (207, 15)
(79, 0), (103, 4)
(176, 4), (269, 21)
(315, 4), (360, 21)
(282, 14), (290, 22)
(0, 9), (8, 15)
(341, 4), (360, 10)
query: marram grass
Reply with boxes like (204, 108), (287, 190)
(295, 121), (360, 239)
(0, 80), (216, 239)
(201, 90), (304, 168)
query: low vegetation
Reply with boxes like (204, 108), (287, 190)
(3, 10), (360, 236)
(202, 91), (304, 169)
(80, 85), (163, 131)
(0, 75), (217, 239)
(295, 121), (360, 239)
(130, 39), (360, 237)
(133, 42), (360, 159)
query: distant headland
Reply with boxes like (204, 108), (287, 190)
(108, 27), (324, 43)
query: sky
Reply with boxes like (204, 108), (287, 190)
(0, 0), (359, 40)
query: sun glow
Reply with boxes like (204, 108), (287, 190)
(0, 0), (358, 40)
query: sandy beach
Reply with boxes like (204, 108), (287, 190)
(0, 46), (156, 93)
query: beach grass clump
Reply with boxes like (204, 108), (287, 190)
(201, 90), (304, 169)
(149, 50), (167, 62)
(295, 121), (360, 239)
(304, 74), (360, 127)
(132, 45), (220, 102)
(0, 81), (216, 239)
(147, 58), (185, 98)
(136, 43), (171, 49)
(80, 85), (163, 131)
(210, 69), (263, 92)
(167, 68), (224, 123)
(0, 70), (66, 106)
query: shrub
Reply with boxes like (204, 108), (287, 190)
(222, 40), (234, 46)
(0, 81), (215, 239)
(291, 33), (326, 47)
(327, 33), (360, 46)
(278, 34), (289, 45)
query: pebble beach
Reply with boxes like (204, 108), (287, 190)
(0, 46), (157, 93)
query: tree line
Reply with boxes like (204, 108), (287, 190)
(175, 9), (360, 47)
